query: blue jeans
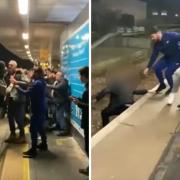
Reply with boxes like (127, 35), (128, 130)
(7, 99), (25, 136)
(56, 104), (68, 131)
(153, 56), (180, 90)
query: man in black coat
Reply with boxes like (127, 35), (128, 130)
(70, 66), (89, 176)
(94, 77), (147, 127)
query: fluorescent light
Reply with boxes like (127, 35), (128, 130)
(175, 14), (179, 17)
(26, 51), (30, 54)
(22, 33), (29, 40)
(18, 0), (28, 15)
(24, 45), (29, 49)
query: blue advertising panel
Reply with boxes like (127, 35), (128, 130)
(61, 22), (89, 135)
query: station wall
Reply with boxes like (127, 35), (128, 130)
(60, 5), (89, 136)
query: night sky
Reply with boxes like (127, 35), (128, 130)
(101, 0), (146, 21)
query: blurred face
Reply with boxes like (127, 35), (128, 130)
(8, 62), (16, 71)
(55, 72), (63, 81)
(27, 70), (34, 79)
(80, 75), (88, 84)
(151, 32), (162, 42)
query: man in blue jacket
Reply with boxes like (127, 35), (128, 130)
(144, 30), (180, 94)
(15, 67), (47, 158)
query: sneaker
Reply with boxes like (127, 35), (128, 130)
(37, 143), (48, 151)
(4, 133), (16, 143)
(79, 167), (89, 176)
(167, 93), (175, 105)
(23, 148), (37, 158)
(156, 83), (166, 93)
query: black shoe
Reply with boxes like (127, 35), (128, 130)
(156, 84), (166, 93)
(23, 148), (37, 158)
(79, 167), (89, 176)
(57, 131), (69, 136)
(4, 133), (16, 143)
(165, 88), (172, 95)
(37, 143), (48, 151)
(177, 104), (180, 108)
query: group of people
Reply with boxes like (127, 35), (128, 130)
(0, 59), (89, 176)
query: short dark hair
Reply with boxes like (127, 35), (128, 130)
(34, 67), (44, 79)
(79, 66), (89, 79)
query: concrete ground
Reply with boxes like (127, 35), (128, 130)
(0, 119), (88, 180)
(92, 88), (180, 180)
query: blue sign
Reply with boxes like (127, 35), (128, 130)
(61, 22), (89, 134)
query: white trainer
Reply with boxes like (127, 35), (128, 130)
(167, 93), (175, 105)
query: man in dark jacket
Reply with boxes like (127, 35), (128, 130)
(94, 78), (147, 127)
(47, 71), (70, 136)
(144, 31), (180, 94)
(16, 67), (47, 158)
(70, 66), (89, 176)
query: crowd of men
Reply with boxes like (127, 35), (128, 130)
(0, 59), (89, 176)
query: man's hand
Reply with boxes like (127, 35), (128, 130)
(10, 76), (17, 84)
(69, 96), (80, 105)
(143, 68), (149, 76)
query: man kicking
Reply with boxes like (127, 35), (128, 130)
(144, 30), (180, 95)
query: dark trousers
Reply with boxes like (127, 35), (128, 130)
(153, 57), (180, 90)
(7, 99), (25, 136)
(56, 104), (68, 131)
(84, 126), (89, 157)
(30, 114), (47, 150)
(101, 105), (128, 127)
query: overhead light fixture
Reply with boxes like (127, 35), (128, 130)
(18, 0), (28, 15)
(22, 33), (29, 40)
(24, 45), (29, 49)
(26, 50), (30, 54)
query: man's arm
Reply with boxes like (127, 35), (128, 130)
(94, 87), (111, 101)
(47, 81), (64, 91)
(147, 44), (160, 68)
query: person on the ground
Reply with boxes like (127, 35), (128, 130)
(47, 71), (70, 136)
(93, 75), (147, 127)
(16, 67), (48, 158)
(144, 30), (180, 95)
(70, 66), (89, 176)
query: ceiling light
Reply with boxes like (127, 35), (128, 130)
(18, 0), (28, 15)
(22, 33), (29, 40)
(24, 45), (29, 49)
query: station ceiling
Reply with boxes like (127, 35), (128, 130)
(0, 0), (88, 64)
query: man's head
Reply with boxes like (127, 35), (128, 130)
(79, 66), (89, 84)
(55, 71), (64, 81)
(150, 31), (163, 42)
(8, 60), (17, 71)
(33, 67), (44, 80)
